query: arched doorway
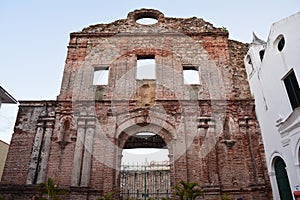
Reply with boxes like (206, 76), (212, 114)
(120, 132), (171, 200)
(274, 157), (293, 200)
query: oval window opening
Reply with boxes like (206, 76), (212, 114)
(278, 37), (285, 52)
(136, 17), (158, 25)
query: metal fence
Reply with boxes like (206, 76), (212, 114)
(120, 162), (171, 200)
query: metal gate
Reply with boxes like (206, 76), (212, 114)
(120, 161), (171, 200)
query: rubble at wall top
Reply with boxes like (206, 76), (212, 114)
(76, 8), (226, 35)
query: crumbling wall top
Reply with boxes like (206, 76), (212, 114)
(76, 8), (227, 36)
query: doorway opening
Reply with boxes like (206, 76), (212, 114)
(120, 132), (171, 200)
(274, 157), (293, 200)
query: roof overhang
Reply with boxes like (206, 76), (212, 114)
(0, 86), (17, 104)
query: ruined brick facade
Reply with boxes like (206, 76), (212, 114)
(0, 9), (271, 199)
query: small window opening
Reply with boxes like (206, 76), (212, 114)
(259, 50), (265, 61)
(246, 55), (255, 79)
(247, 55), (252, 65)
(136, 56), (156, 80)
(93, 67), (109, 85)
(277, 36), (285, 52)
(136, 17), (158, 25)
(283, 70), (300, 110)
(183, 66), (200, 85)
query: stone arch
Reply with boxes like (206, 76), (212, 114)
(116, 112), (177, 142)
(115, 108), (176, 158)
(118, 122), (173, 152)
(269, 151), (283, 171)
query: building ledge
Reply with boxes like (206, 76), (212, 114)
(277, 107), (300, 136)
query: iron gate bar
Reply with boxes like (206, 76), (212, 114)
(120, 162), (171, 200)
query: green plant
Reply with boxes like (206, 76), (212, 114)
(38, 177), (68, 200)
(96, 191), (115, 200)
(221, 26), (228, 32)
(174, 181), (203, 200)
(221, 193), (233, 200)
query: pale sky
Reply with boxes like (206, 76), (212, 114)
(122, 148), (169, 164)
(0, 0), (299, 145)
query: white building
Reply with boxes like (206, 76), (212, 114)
(0, 86), (17, 109)
(244, 12), (300, 200)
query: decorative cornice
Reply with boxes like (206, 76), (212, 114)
(278, 107), (300, 136)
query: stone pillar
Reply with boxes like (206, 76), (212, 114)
(198, 119), (209, 185)
(249, 118), (259, 183)
(71, 117), (95, 187)
(239, 116), (258, 185)
(172, 127), (188, 183)
(198, 117), (219, 186)
(206, 119), (219, 185)
(71, 122), (85, 186)
(36, 120), (54, 184)
(81, 120), (95, 186)
(26, 115), (55, 185)
(184, 114), (198, 182)
(26, 121), (44, 184)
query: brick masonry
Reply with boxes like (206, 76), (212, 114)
(0, 9), (272, 200)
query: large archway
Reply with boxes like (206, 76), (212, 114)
(122, 132), (169, 165)
(274, 157), (293, 200)
(117, 124), (173, 200)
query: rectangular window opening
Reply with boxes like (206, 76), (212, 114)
(283, 70), (300, 110)
(93, 67), (109, 85)
(183, 66), (200, 85)
(136, 55), (156, 80)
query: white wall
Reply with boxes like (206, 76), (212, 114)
(245, 12), (300, 199)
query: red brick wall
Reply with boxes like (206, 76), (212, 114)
(0, 9), (272, 200)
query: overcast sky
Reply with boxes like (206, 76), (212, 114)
(0, 0), (299, 145)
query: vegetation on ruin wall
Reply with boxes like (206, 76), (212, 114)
(174, 181), (203, 200)
(96, 191), (115, 200)
(38, 177), (69, 200)
(0, 178), (232, 200)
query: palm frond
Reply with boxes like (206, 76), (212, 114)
(174, 181), (203, 200)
